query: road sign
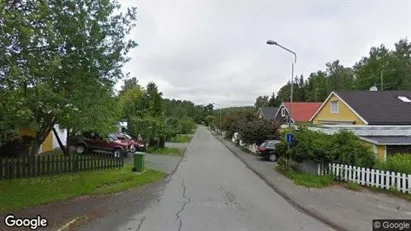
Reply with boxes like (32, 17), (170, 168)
(286, 133), (294, 144)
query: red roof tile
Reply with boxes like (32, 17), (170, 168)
(283, 102), (322, 122)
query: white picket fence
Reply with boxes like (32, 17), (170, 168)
(318, 163), (411, 194)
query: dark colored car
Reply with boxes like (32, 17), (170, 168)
(256, 140), (281, 162)
(114, 132), (146, 152)
(70, 132), (134, 157)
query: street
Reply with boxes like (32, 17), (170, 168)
(83, 126), (332, 231)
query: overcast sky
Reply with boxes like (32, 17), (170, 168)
(116, 0), (410, 108)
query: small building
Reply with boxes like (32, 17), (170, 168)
(275, 102), (322, 124)
(257, 106), (279, 120)
(309, 90), (411, 160)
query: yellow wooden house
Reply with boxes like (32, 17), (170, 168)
(309, 90), (411, 161)
(17, 125), (67, 154)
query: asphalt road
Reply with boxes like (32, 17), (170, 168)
(95, 126), (332, 231)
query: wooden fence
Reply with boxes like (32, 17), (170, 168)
(319, 163), (411, 194)
(0, 153), (124, 180)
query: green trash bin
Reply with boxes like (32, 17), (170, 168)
(132, 152), (145, 172)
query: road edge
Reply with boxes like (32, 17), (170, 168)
(210, 129), (349, 231)
(164, 131), (196, 181)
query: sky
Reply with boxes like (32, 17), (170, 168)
(116, 0), (410, 108)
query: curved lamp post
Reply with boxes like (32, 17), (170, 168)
(266, 39), (297, 128)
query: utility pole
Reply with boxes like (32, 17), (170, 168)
(381, 71), (384, 91)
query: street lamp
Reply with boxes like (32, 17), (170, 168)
(266, 39), (297, 128)
(211, 103), (222, 135)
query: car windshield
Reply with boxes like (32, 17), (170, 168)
(108, 134), (118, 141)
(260, 141), (268, 148)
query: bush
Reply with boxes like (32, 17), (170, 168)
(277, 126), (376, 168)
(179, 119), (196, 134)
(0, 135), (34, 157)
(374, 154), (411, 174)
(238, 119), (280, 145)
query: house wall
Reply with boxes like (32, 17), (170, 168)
(360, 140), (386, 161)
(312, 95), (365, 125)
(16, 125), (67, 154)
(275, 106), (290, 124)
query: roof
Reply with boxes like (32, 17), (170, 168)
(334, 91), (411, 125)
(259, 107), (279, 120)
(283, 102), (322, 122)
(360, 136), (411, 145)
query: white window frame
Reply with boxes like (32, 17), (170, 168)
(330, 100), (339, 114)
(281, 108), (286, 117)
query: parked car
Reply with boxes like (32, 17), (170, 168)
(114, 132), (146, 152)
(70, 132), (135, 157)
(256, 140), (281, 162)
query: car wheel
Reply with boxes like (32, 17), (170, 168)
(113, 148), (123, 158)
(269, 153), (278, 162)
(76, 144), (86, 154)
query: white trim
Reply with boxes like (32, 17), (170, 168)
(308, 91), (369, 125)
(274, 103), (295, 123)
(373, 144), (378, 155)
(384, 146), (387, 161)
(274, 103), (286, 117)
(281, 107), (286, 117)
(359, 136), (379, 144)
(309, 92), (335, 121)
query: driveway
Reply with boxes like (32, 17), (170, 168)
(79, 126), (332, 231)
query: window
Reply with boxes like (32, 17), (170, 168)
(281, 108), (286, 117)
(398, 96), (411, 103)
(330, 100), (339, 113)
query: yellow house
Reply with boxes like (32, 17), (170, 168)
(17, 125), (67, 154)
(309, 91), (411, 161)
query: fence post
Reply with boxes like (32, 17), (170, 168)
(348, 165), (352, 182)
(375, 169), (380, 188)
(397, 172), (401, 192)
(408, 174), (411, 194)
(365, 168), (370, 186)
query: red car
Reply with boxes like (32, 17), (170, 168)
(70, 132), (135, 158)
(113, 132), (146, 152)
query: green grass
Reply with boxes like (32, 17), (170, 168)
(0, 164), (164, 212)
(275, 165), (333, 188)
(170, 134), (193, 143)
(146, 147), (183, 156)
(374, 154), (411, 174)
(346, 182), (361, 191)
(368, 185), (411, 202)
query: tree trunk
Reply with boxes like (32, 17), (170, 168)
(29, 139), (42, 156)
(53, 127), (66, 155)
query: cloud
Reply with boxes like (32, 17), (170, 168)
(117, 0), (410, 107)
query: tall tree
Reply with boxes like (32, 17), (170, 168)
(0, 0), (137, 155)
(254, 95), (269, 109)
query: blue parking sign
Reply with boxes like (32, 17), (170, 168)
(286, 133), (294, 144)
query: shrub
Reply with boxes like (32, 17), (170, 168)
(179, 119), (196, 134)
(279, 126), (376, 168)
(374, 154), (411, 174)
(238, 119), (280, 145)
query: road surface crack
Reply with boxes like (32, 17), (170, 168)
(176, 179), (191, 220)
(136, 216), (146, 231)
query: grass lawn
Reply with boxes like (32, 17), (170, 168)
(0, 164), (164, 212)
(275, 165), (333, 188)
(146, 147), (183, 157)
(170, 134), (193, 143)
